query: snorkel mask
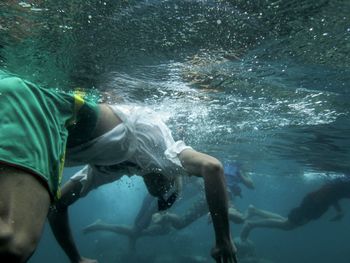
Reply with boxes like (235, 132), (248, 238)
(158, 175), (183, 211)
(143, 172), (182, 211)
(158, 191), (178, 211)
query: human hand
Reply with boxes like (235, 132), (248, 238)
(152, 212), (164, 224)
(211, 239), (238, 263)
(76, 257), (99, 263)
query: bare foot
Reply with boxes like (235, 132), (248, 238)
(82, 219), (104, 234)
(244, 204), (257, 220)
(240, 221), (253, 241)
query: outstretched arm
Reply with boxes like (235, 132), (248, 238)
(49, 179), (97, 263)
(178, 149), (237, 263)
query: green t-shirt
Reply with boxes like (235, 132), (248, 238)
(0, 72), (99, 199)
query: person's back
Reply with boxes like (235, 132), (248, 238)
(306, 178), (350, 208)
(286, 178), (350, 226)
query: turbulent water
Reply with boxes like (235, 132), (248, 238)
(1, 1), (350, 263)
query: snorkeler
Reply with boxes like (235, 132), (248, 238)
(240, 177), (350, 241)
(50, 105), (238, 262)
(155, 162), (255, 229)
(80, 177), (204, 251)
(224, 162), (255, 199)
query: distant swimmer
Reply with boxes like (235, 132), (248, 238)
(240, 176), (350, 241)
(224, 162), (255, 200)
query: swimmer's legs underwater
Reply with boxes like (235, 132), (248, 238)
(240, 207), (294, 241)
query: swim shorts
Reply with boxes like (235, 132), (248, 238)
(287, 193), (327, 226)
(0, 72), (98, 199)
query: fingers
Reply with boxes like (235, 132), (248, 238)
(213, 253), (221, 263)
(211, 245), (238, 263)
(227, 253), (238, 263)
(214, 255), (238, 263)
(232, 254), (238, 263)
(222, 255), (232, 263)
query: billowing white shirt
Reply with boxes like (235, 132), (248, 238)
(66, 105), (192, 195)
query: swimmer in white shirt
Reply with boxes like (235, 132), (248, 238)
(50, 104), (238, 263)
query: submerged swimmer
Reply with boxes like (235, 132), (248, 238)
(158, 162), (255, 228)
(240, 177), (350, 241)
(80, 162), (255, 251)
(82, 211), (175, 239)
(224, 162), (255, 200)
(50, 104), (238, 262)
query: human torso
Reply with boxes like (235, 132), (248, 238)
(66, 104), (187, 179)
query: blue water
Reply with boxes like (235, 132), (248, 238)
(1, 0), (350, 262)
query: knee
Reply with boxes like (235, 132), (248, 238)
(0, 224), (37, 263)
(202, 159), (224, 175)
(229, 213), (245, 224)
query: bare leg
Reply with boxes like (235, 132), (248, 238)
(228, 207), (245, 224)
(83, 221), (134, 236)
(244, 205), (286, 221)
(0, 166), (50, 263)
(83, 220), (142, 251)
(157, 197), (209, 230)
(240, 217), (294, 241)
(128, 193), (157, 251)
(154, 213), (183, 229)
(83, 218), (170, 252)
(140, 224), (171, 236)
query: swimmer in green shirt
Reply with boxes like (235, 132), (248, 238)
(0, 72), (116, 263)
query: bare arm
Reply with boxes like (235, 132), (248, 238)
(178, 149), (237, 263)
(49, 180), (97, 263)
(133, 193), (157, 232)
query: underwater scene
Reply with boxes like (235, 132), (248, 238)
(1, 0), (349, 263)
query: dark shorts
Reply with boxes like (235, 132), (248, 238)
(287, 194), (328, 226)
